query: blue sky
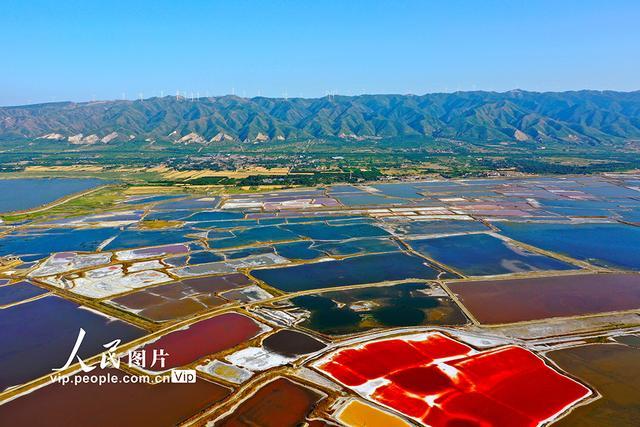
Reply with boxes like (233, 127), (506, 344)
(1, 0), (638, 105)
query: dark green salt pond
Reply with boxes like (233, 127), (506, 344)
(290, 282), (467, 335)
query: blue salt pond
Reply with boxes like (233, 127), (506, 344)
(328, 185), (369, 194)
(620, 210), (640, 223)
(144, 210), (197, 221)
(195, 219), (259, 229)
(251, 252), (443, 292)
(153, 197), (218, 210)
(187, 251), (225, 264)
(124, 194), (185, 205)
(274, 241), (323, 260)
(334, 193), (407, 206)
(0, 227), (119, 260)
(389, 219), (490, 236)
(207, 225), (299, 249)
(408, 233), (575, 276)
(102, 229), (196, 251)
(0, 178), (104, 214)
(314, 238), (400, 256)
(371, 183), (424, 198)
(186, 211), (245, 222)
(284, 215), (356, 224)
(495, 222), (640, 270)
(284, 222), (389, 241)
(0, 281), (47, 306)
(224, 246), (275, 259)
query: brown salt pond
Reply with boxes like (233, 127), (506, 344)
(548, 343), (640, 427)
(448, 273), (640, 324)
(180, 273), (252, 292)
(139, 297), (225, 322)
(215, 377), (323, 426)
(262, 329), (326, 357)
(0, 368), (230, 426)
(137, 312), (265, 371)
(107, 274), (251, 322)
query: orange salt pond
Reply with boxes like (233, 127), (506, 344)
(337, 400), (411, 427)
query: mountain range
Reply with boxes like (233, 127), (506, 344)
(1, 90), (639, 146)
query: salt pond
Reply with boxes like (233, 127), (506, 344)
(252, 252), (444, 292)
(0, 296), (145, 390)
(0, 178), (104, 213)
(495, 222), (640, 270)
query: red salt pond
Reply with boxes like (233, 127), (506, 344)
(317, 332), (591, 427)
(138, 312), (265, 371)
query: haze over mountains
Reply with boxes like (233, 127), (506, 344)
(1, 90), (639, 146)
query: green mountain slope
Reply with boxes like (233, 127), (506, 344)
(1, 90), (639, 145)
